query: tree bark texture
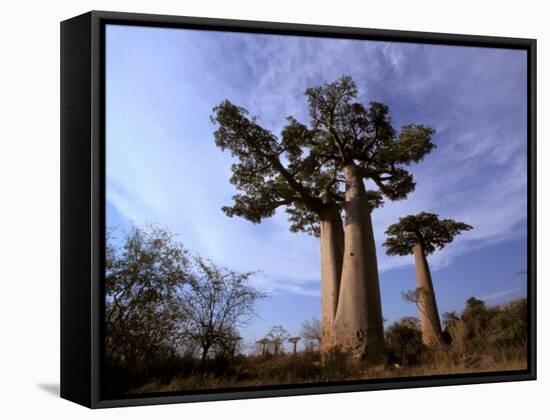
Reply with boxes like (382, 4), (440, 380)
(319, 204), (345, 356)
(332, 164), (386, 363)
(412, 243), (444, 346)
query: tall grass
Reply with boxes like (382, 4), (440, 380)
(113, 297), (528, 395)
(133, 347), (526, 394)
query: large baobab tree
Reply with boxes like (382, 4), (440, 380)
(383, 212), (472, 346)
(212, 76), (435, 362)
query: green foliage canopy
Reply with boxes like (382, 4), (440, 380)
(383, 212), (473, 256)
(211, 76), (436, 236)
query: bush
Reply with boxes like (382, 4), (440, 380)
(443, 297), (527, 363)
(385, 317), (425, 367)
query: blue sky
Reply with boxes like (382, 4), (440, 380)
(105, 24), (527, 351)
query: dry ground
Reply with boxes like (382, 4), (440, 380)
(133, 351), (527, 394)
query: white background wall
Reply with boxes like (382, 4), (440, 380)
(0, 0), (547, 418)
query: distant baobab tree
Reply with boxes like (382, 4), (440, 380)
(288, 337), (301, 354)
(384, 212), (472, 345)
(266, 325), (290, 355)
(256, 338), (270, 356)
(212, 76), (435, 363)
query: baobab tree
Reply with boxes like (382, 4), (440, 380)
(212, 76), (435, 362)
(266, 325), (290, 355)
(256, 338), (270, 356)
(383, 212), (472, 345)
(288, 336), (301, 354)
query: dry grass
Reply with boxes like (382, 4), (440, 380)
(132, 350), (527, 394)
(114, 298), (528, 396)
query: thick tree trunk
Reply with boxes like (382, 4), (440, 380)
(319, 204), (344, 356)
(332, 164), (385, 363)
(412, 243), (444, 346)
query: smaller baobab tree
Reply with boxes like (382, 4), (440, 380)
(256, 338), (270, 356)
(266, 325), (290, 355)
(288, 337), (301, 354)
(383, 212), (472, 346)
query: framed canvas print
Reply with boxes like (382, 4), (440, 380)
(60, 11), (536, 408)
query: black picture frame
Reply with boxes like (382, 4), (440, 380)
(60, 10), (537, 409)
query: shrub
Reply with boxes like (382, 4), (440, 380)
(385, 317), (425, 367)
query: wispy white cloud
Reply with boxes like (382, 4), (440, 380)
(106, 25), (527, 297)
(479, 287), (524, 302)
